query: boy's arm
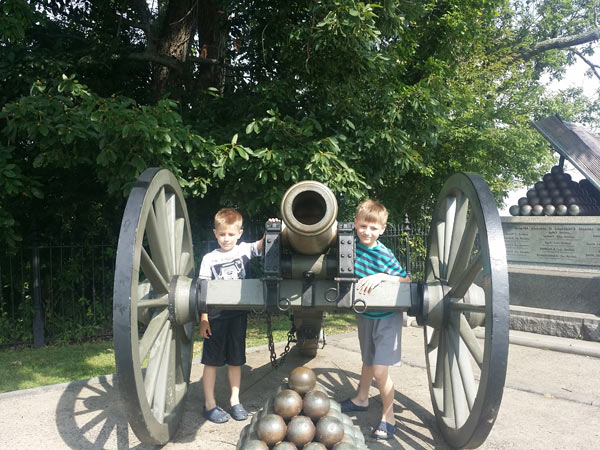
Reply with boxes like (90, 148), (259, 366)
(356, 272), (411, 294)
(199, 313), (211, 338)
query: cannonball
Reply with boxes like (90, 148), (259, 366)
(519, 204), (532, 216)
(302, 443), (327, 450)
(340, 414), (353, 426)
(341, 424), (355, 443)
(551, 165), (563, 175)
(289, 367), (317, 395)
(332, 442), (356, 450)
(286, 415), (316, 447)
(526, 188), (537, 199)
(531, 204), (544, 216)
(274, 389), (304, 419)
(325, 408), (342, 421)
(243, 440), (269, 450)
(315, 416), (344, 447)
(543, 204), (555, 216)
(302, 390), (330, 421)
(273, 442), (299, 450)
(556, 204), (568, 216)
(257, 414), (287, 445)
(517, 197), (528, 207)
(537, 187), (549, 198)
(329, 400), (341, 412)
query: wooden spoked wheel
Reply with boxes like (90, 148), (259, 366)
(422, 172), (509, 449)
(113, 168), (195, 445)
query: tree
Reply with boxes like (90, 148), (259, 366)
(1, 0), (599, 248)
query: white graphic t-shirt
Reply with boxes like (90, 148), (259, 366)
(199, 241), (260, 319)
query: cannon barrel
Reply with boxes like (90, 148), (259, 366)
(280, 180), (338, 255)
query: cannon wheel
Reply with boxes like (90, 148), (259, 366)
(422, 172), (509, 449)
(113, 168), (195, 445)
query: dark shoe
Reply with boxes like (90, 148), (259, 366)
(230, 403), (248, 421)
(340, 398), (368, 412)
(203, 406), (230, 423)
(371, 421), (395, 440)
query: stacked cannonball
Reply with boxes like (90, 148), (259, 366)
(509, 166), (600, 216)
(236, 366), (366, 450)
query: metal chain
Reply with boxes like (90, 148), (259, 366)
(266, 312), (296, 369)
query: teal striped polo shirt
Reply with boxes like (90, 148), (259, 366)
(355, 238), (407, 319)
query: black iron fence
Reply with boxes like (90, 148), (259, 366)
(0, 220), (428, 348)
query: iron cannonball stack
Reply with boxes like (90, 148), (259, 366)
(509, 166), (600, 216)
(237, 367), (366, 450)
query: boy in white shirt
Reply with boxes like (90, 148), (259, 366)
(199, 208), (269, 423)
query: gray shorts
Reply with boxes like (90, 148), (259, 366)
(357, 313), (403, 366)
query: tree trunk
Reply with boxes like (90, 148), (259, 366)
(196, 0), (227, 92)
(152, 0), (198, 96)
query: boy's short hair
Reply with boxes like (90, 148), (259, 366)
(214, 208), (243, 229)
(355, 199), (388, 225)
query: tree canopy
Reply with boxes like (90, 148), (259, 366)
(1, 0), (599, 248)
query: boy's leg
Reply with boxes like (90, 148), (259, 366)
(373, 364), (395, 425)
(202, 365), (218, 410)
(227, 364), (242, 407)
(351, 364), (373, 407)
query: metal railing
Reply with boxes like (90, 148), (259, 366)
(0, 219), (428, 348)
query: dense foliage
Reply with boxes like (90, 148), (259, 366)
(1, 0), (599, 248)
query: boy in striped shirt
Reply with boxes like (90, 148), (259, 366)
(340, 199), (411, 440)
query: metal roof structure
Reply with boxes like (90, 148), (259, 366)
(532, 114), (600, 192)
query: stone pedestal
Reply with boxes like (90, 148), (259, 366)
(501, 216), (600, 341)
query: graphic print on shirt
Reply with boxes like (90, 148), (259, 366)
(210, 257), (246, 280)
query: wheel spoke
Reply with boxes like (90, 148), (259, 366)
(447, 326), (468, 428)
(449, 315), (477, 412)
(447, 213), (477, 287)
(138, 295), (169, 309)
(179, 251), (191, 276)
(442, 196), (457, 279)
(442, 332), (453, 424)
(144, 322), (170, 407)
(446, 194), (469, 280)
(435, 220), (446, 277)
(146, 205), (172, 281)
(427, 327), (440, 352)
(141, 247), (169, 294)
(164, 191), (177, 276)
(152, 326), (173, 422)
(448, 253), (483, 300)
(459, 313), (484, 368)
(174, 217), (185, 275)
(434, 327), (445, 389)
(139, 308), (169, 362)
(449, 302), (486, 313)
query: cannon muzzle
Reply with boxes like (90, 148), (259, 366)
(280, 180), (338, 255)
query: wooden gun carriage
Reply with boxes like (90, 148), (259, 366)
(113, 168), (509, 449)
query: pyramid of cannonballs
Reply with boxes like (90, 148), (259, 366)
(236, 366), (367, 450)
(509, 166), (600, 216)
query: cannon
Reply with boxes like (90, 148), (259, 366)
(113, 168), (509, 448)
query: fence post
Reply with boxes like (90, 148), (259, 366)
(402, 214), (412, 276)
(32, 232), (45, 348)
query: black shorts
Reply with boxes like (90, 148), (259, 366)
(201, 313), (248, 366)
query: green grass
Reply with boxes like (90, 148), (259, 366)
(0, 312), (356, 394)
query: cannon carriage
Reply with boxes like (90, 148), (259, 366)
(113, 168), (509, 448)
